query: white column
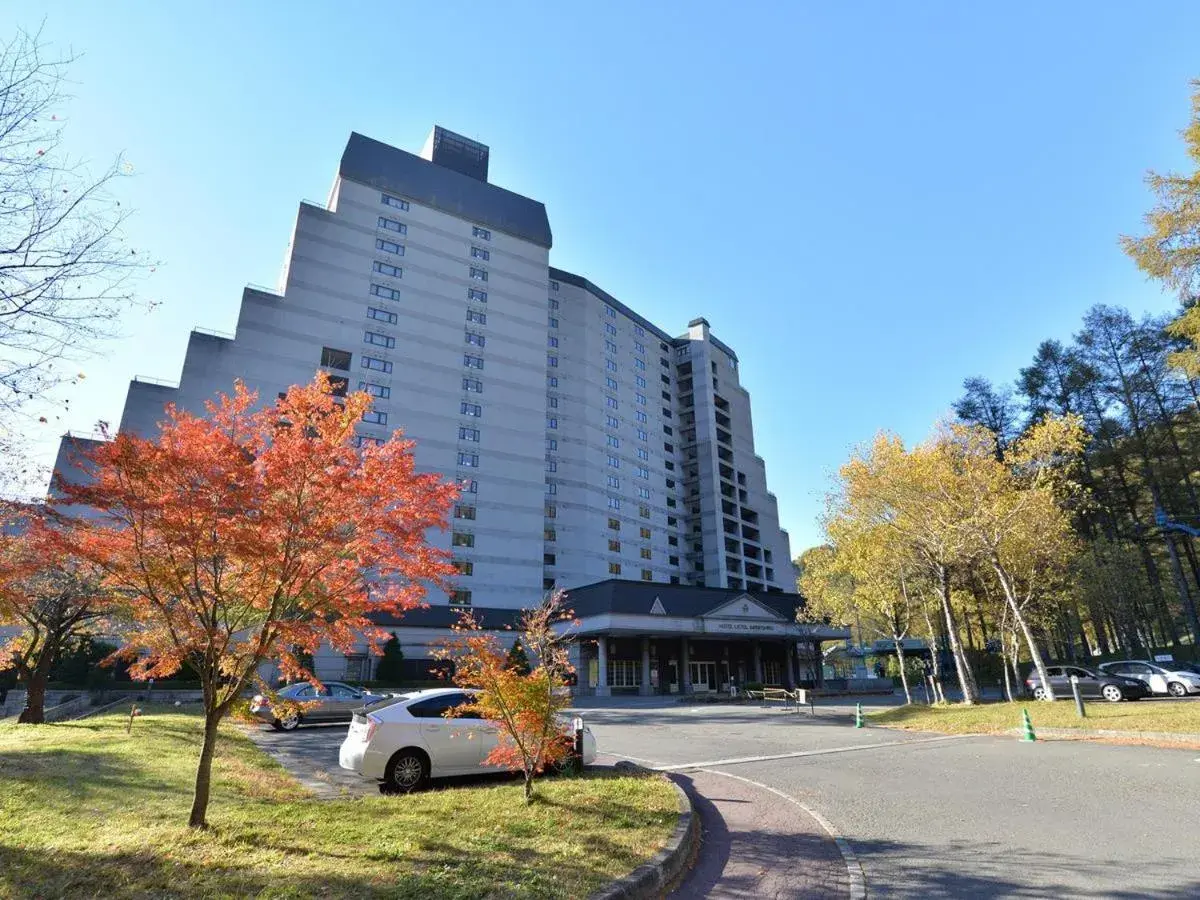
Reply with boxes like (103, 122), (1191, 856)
(753, 641), (763, 683)
(640, 637), (652, 696)
(596, 635), (610, 697)
(681, 637), (692, 694)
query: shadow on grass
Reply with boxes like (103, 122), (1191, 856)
(0, 748), (191, 809)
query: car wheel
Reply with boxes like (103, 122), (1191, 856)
(1167, 681), (1188, 698)
(1101, 684), (1123, 702)
(1032, 686), (1048, 701)
(278, 711), (301, 731)
(382, 749), (429, 794)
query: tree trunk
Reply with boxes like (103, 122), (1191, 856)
(17, 671), (48, 724)
(189, 708), (222, 828)
(938, 566), (979, 704)
(523, 768), (534, 804)
(920, 603), (946, 703)
(1165, 535), (1200, 648)
(893, 636), (912, 704)
(993, 559), (1056, 700)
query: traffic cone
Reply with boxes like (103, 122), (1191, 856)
(854, 701), (864, 728)
(1019, 707), (1037, 742)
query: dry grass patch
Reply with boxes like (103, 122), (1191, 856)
(872, 698), (1200, 736)
(0, 705), (679, 899)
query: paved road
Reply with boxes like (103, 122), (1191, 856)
(579, 698), (1200, 898)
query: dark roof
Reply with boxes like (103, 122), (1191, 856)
(368, 605), (523, 630)
(562, 579), (804, 620)
(339, 132), (552, 248)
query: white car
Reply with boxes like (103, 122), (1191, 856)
(338, 687), (597, 793)
(1098, 660), (1200, 697)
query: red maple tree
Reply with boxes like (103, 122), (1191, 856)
(438, 589), (578, 803)
(61, 373), (457, 827)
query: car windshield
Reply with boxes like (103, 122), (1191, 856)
(363, 694), (412, 713)
(1173, 663), (1200, 675)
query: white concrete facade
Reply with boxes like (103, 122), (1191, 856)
(51, 127), (798, 641)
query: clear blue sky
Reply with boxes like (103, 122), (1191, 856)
(15, 2), (1200, 553)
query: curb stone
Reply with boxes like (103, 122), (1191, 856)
(589, 761), (699, 900)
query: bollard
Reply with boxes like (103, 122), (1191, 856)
(1069, 675), (1087, 718)
(572, 716), (585, 775)
(854, 701), (864, 728)
(1019, 707), (1037, 742)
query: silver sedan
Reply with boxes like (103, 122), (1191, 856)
(250, 681), (383, 731)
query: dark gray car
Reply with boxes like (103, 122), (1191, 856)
(250, 681), (383, 731)
(1024, 665), (1148, 702)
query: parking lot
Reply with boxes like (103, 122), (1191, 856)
(246, 697), (1200, 898)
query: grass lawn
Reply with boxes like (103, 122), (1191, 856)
(0, 706), (679, 899)
(872, 699), (1200, 736)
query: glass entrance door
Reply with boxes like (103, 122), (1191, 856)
(689, 661), (716, 693)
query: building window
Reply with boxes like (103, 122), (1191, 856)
(636, 411), (647, 423)
(545, 480), (557, 495)
(470, 246), (490, 261)
(638, 428), (649, 441)
(669, 555), (680, 566)
(639, 505), (651, 518)
(469, 267), (488, 282)
(547, 417), (558, 429)
(609, 539), (621, 552)
(381, 193), (409, 210)
(608, 497), (621, 510)
(606, 376), (618, 390)
(547, 376), (558, 387)
(321, 347), (352, 371)
(634, 358), (646, 370)
(662, 408), (673, 419)
(634, 325), (645, 337)
(362, 410), (387, 425)
(544, 553), (557, 566)
(452, 532), (475, 548)
(364, 331), (395, 348)
(548, 355), (558, 367)
(640, 548), (652, 562)
(606, 414), (619, 428)
(607, 455), (620, 468)
(545, 458), (557, 472)
(548, 336), (559, 348)
(548, 316), (558, 328)
(460, 478), (478, 493)
(637, 466), (649, 479)
(453, 559), (474, 576)
(378, 216), (407, 233)
(635, 393), (647, 405)
(359, 381), (390, 399)
(546, 438), (558, 450)
(549, 297), (560, 309)
(607, 475), (620, 488)
(465, 332), (486, 347)
(458, 427), (479, 441)
(468, 288), (488, 302)
(609, 562), (622, 575)
(609, 659), (638, 687)
(473, 225), (491, 240)
(367, 306), (398, 325)
(605, 323), (617, 336)
(607, 435), (620, 448)
(375, 238), (404, 255)
(664, 425), (673, 435)
(355, 435), (384, 448)
(467, 309), (487, 324)
(370, 283), (401, 301)
(663, 442), (674, 453)
(460, 401), (481, 416)
(638, 487), (651, 500)
(639, 569), (653, 581)
(608, 517), (620, 530)
(606, 396), (618, 409)
(635, 375), (647, 388)
(463, 377), (483, 393)
(550, 280), (559, 291)
(457, 452), (479, 467)
(361, 356), (393, 373)
(454, 504), (476, 520)
(373, 260), (403, 278)
(544, 527), (556, 541)
(605, 340), (617, 354)
(545, 504), (557, 518)
(464, 354), (484, 369)
(637, 448), (649, 461)
(547, 396), (558, 408)
(451, 590), (472, 606)
(634, 340), (645, 353)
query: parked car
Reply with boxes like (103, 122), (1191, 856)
(1098, 660), (1200, 697)
(1025, 665), (1148, 702)
(250, 681), (383, 731)
(339, 687), (597, 793)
